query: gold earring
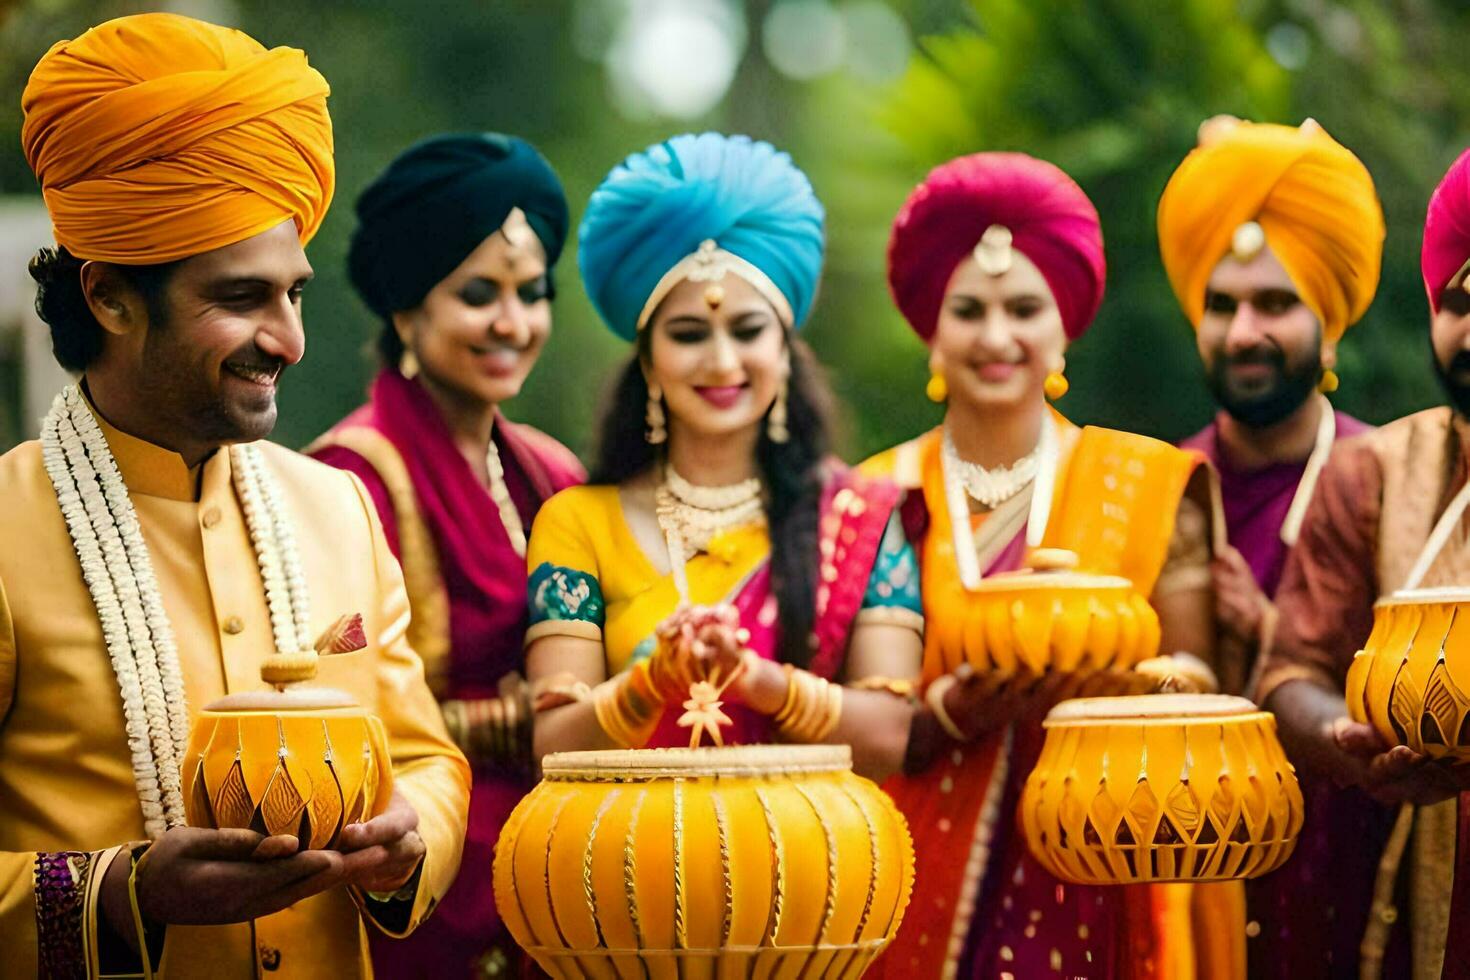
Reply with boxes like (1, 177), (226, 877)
(926, 372), (948, 403)
(768, 376), (790, 444)
(1319, 369), (1339, 394)
(1044, 370), (1069, 401)
(400, 348), (420, 379)
(645, 381), (667, 445)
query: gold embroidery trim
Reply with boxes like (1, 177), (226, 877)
(308, 428), (452, 696)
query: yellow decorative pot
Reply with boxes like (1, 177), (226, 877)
(1019, 694), (1302, 884)
(183, 650), (393, 849)
(494, 745), (914, 979)
(928, 568), (1161, 679)
(1345, 588), (1470, 760)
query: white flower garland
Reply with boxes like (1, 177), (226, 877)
(41, 385), (311, 837)
(231, 443), (311, 655)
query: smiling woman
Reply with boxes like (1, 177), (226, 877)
(863, 151), (1228, 979)
(524, 132), (925, 783)
(306, 132), (584, 979)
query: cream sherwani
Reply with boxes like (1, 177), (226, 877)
(0, 402), (471, 977)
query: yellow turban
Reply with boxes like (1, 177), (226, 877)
(1157, 118), (1383, 343)
(21, 13), (334, 264)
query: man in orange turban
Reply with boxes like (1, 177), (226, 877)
(1, 13), (469, 978)
(1160, 117), (1383, 687)
(21, 12), (334, 264)
(1159, 117), (1390, 977)
(1253, 148), (1470, 977)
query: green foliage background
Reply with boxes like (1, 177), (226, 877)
(2, 0), (1469, 460)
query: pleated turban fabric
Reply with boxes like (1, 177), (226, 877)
(21, 12), (334, 264)
(349, 133), (569, 317)
(887, 152), (1106, 342)
(578, 133), (825, 341)
(1157, 119), (1383, 343)
(1423, 149), (1470, 313)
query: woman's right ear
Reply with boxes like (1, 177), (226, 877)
(390, 309), (416, 350)
(928, 347), (945, 377)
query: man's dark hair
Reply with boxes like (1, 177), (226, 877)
(27, 246), (178, 372)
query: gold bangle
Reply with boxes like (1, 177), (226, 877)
(500, 690), (523, 764)
(774, 666), (843, 743)
(848, 676), (918, 699)
(127, 843), (156, 980)
(820, 682), (844, 741)
(924, 674), (968, 742)
(592, 663), (663, 748)
(773, 663), (801, 723)
(486, 698), (505, 762)
(468, 698), (487, 760)
(440, 700), (467, 755)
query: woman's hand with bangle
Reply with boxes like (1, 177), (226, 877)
(929, 666), (1086, 741)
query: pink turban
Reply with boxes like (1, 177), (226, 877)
(887, 152), (1105, 342)
(1423, 149), (1470, 312)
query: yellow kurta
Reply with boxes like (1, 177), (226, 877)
(0, 407), (471, 977)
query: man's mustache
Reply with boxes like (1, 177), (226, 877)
(224, 346), (287, 375)
(1222, 346), (1285, 369)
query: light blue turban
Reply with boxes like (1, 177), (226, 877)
(578, 132), (826, 341)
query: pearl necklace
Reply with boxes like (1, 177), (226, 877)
(40, 385), (310, 837)
(654, 464), (765, 602)
(663, 465), (763, 513)
(485, 430), (526, 559)
(941, 425), (1041, 509)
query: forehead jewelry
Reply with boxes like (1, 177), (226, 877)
(500, 207), (536, 267)
(974, 224), (1014, 276)
(1231, 220), (1266, 263)
(687, 240), (728, 311)
(686, 239), (728, 309)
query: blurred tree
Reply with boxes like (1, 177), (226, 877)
(874, 0), (1470, 444)
(4, 0), (1470, 461)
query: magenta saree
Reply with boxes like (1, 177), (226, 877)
(310, 367), (584, 978)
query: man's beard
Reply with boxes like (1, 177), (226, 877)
(1435, 349), (1470, 418)
(140, 322), (283, 446)
(1206, 343), (1321, 428)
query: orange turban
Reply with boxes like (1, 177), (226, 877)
(1157, 118), (1383, 343)
(21, 13), (334, 264)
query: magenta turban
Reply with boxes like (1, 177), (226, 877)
(887, 152), (1105, 342)
(1423, 149), (1470, 312)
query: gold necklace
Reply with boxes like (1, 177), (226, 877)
(942, 425), (1041, 509)
(654, 464), (765, 602)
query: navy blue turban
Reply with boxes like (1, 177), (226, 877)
(349, 132), (569, 316)
(578, 132), (826, 341)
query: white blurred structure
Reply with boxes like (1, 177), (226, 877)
(574, 0), (910, 122)
(0, 199), (67, 450)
